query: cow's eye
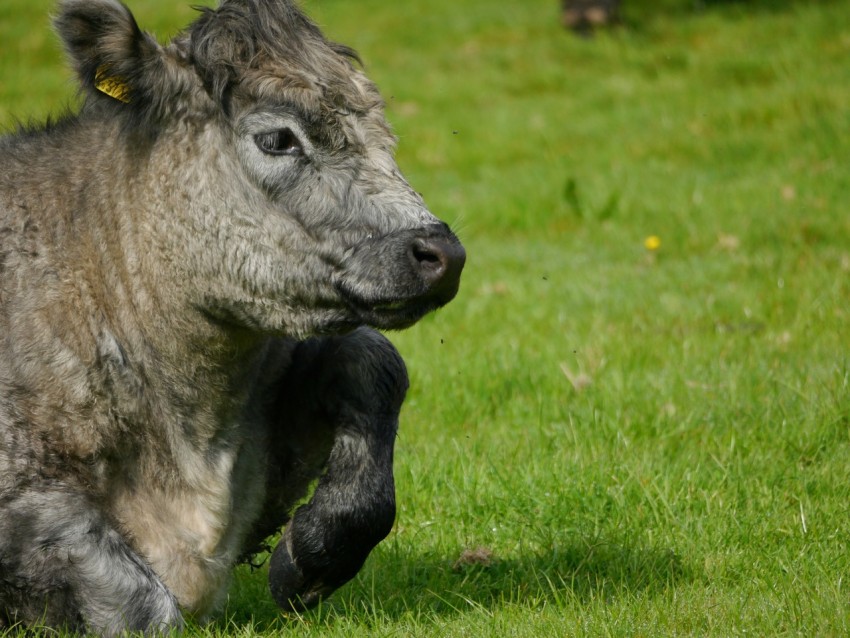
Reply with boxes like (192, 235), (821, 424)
(255, 129), (303, 157)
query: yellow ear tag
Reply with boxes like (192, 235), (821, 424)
(94, 66), (131, 103)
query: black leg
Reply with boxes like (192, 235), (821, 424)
(257, 327), (407, 611)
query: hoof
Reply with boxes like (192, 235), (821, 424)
(268, 535), (326, 612)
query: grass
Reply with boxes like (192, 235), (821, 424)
(3, 0), (850, 635)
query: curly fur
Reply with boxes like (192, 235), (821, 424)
(0, 0), (464, 634)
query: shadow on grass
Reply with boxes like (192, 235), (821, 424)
(215, 535), (692, 631)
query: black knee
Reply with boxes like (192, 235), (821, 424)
(307, 327), (408, 420)
(337, 327), (409, 414)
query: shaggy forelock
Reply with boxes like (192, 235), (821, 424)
(188, 0), (379, 117)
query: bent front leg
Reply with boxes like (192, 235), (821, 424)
(0, 483), (183, 635)
(265, 327), (407, 611)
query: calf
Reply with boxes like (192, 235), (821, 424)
(0, 0), (464, 633)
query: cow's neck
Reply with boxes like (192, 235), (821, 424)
(56, 116), (279, 454)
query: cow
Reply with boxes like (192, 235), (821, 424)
(0, 0), (465, 633)
(562, 0), (621, 34)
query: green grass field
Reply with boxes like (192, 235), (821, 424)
(2, 0), (850, 635)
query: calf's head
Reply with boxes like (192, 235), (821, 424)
(55, 0), (465, 337)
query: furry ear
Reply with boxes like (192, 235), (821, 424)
(54, 0), (163, 106)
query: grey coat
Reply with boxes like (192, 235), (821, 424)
(0, 0), (464, 633)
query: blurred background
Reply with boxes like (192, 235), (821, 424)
(2, 0), (849, 634)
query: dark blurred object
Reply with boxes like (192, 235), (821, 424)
(561, 0), (621, 35)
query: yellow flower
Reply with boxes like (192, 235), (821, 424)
(644, 235), (661, 251)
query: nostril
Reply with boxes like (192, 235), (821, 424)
(412, 241), (445, 271)
(409, 234), (466, 302)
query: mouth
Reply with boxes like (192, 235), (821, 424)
(332, 223), (466, 330)
(336, 285), (442, 330)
